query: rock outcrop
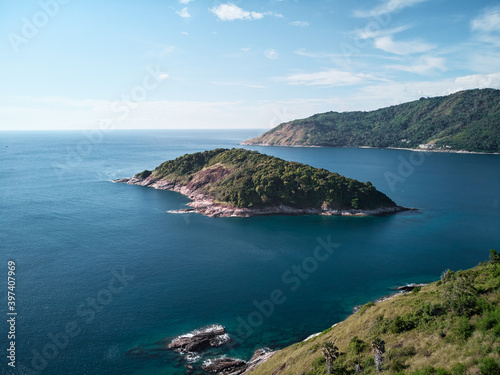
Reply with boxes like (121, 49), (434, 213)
(113, 175), (412, 218)
(167, 324), (230, 353)
(201, 357), (247, 374)
(200, 348), (278, 375)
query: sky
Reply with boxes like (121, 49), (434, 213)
(0, 0), (499, 130)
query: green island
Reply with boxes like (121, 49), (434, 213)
(242, 89), (500, 153)
(114, 148), (407, 217)
(249, 250), (500, 375)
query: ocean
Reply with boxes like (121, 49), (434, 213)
(1, 129), (499, 374)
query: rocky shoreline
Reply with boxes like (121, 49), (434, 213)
(112, 175), (413, 218)
(126, 283), (427, 374)
(239, 142), (500, 155)
(127, 324), (277, 375)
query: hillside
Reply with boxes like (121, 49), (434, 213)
(243, 89), (500, 153)
(249, 250), (500, 375)
(114, 148), (406, 217)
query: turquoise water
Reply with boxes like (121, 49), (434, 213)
(1, 130), (499, 374)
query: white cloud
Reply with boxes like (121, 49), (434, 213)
(374, 36), (434, 55)
(290, 20), (309, 27)
(389, 55), (446, 75)
(455, 72), (500, 88)
(353, 25), (434, 55)
(159, 74), (169, 81)
(176, 7), (191, 18)
(241, 47), (251, 52)
(264, 11), (283, 18)
(4, 72), (500, 131)
(282, 69), (376, 86)
(179, 0), (193, 4)
(264, 49), (279, 59)
(355, 25), (411, 41)
(471, 7), (500, 32)
(356, 73), (500, 108)
(354, 0), (428, 18)
(210, 3), (264, 21)
(181, 31), (189, 35)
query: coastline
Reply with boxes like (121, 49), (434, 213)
(240, 142), (500, 155)
(112, 175), (412, 218)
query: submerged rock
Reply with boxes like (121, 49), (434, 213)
(167, 324), (230, 353)
(201, 357), (247, 374)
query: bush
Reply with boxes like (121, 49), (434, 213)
(387, 346), (417, 360)
(441, 271), (479, 316)
(449, 316), (474, 343)
(489, 249), (500, 264)
(306, 356), (327, 375)
(392, 359), (407, 372)
(312, 356), (326, 367)
(451, 363), (467, 375)
(478, 358), (500, 375)
(136, 169), (152, 179)
(391, 315), (417, 334)
(477, 308), (500, 336)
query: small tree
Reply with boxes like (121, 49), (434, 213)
(490, 249), (500, 264)
(371, 337), (385, 372)
(322, 342), (339, 374)
(348, 336), (367, 373)
(441, 271), (478, 316)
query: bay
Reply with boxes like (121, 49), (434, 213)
(1, 129), (499, 374)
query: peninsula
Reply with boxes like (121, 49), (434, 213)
(242, 89), (500, 153)
(113, 148), (408, 217)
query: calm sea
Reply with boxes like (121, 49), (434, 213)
(1, 130), (499, 375)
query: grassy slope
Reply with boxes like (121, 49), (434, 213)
(250, 255), (500, 375)
(244, 89), (500, 153)
(138, 148), (397, 210)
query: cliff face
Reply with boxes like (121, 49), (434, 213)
(242, 89), (500, 153)
(113, 148), (409, 217)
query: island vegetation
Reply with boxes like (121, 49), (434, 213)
(124, 148), (400, 214)
(243, 89), (500, 153)
(249, 250), (500, 375)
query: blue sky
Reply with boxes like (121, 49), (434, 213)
(1, 0), (499, 130)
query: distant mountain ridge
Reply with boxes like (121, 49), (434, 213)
(243, 89), (500, 153)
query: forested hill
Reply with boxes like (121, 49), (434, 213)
(242, 89), (500, 153)
(138, 148), (398, 211)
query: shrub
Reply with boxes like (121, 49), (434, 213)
(391, 315), (417, 334)
(477, 308), (500, 336)
(451, 363), (467, 375)
(489, 249), (500, 264)
(306, 356), (328, 375)
(387, 346), (417, 360)
(136, 169), (152, 179)
(449, 316), (474, 343)
(441, 271), (479, 316)
(478, 358), (500, 375)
